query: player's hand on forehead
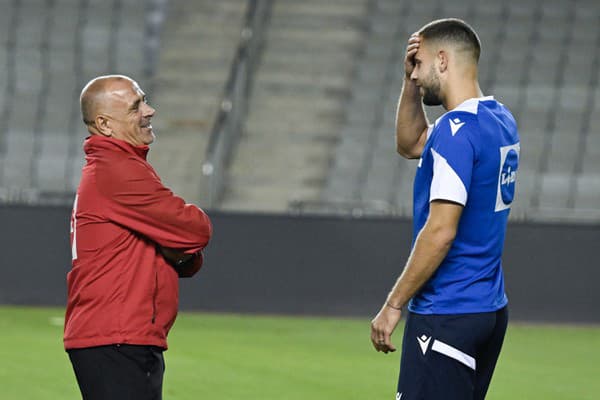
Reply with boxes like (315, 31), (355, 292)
(407, 33), (420, 54)
(404, 32), (421, 78)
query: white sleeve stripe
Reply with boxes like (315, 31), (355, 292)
(432, 339), (476, 370)
(429, 148), (468, 205)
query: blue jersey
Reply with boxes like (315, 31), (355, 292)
(409, 96), (520, 314)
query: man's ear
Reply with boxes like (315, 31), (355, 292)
(437, 50), (448, 73)
(95, 115), (112, 137)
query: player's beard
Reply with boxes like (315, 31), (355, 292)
(421, 66), (443, 106)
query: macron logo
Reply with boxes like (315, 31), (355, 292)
(449, 118), (465, 135)
(417, 335), (431, 355)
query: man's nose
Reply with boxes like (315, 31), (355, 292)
(410, 68), (418, 81)
(143, 103), (156, 117)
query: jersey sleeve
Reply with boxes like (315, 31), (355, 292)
(429, 114), (477, 205)
(97, 157), (212, 253)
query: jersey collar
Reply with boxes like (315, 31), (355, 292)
(453, 96), (495, 114)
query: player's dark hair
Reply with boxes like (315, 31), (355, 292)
(419, 18), (481, 63)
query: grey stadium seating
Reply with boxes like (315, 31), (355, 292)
(0, 0), (598, 224)
(322, 0), (600, 223)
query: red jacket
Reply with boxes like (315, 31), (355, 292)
(64, 135), (212, 350)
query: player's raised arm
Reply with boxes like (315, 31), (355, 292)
(395, 33), (429, 159)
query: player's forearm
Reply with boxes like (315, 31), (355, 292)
(395, 77), (428, 159)
(386, 222), (455, 309)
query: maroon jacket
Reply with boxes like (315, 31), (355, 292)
(64, 135), (212, 350)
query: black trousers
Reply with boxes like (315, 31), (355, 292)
(68, 344), (165, 400)
(397, 307), (508, 400)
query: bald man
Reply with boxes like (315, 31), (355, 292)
(65, 75), (212, 400)
(370, 19), (520, 399)
(80, 75), (157, 146)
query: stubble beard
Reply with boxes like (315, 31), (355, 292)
(422, 87), (442, 106)
(421, 67), (443, 106)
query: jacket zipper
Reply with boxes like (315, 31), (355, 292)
(152, 270), (158, 324)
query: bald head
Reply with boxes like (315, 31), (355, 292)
(80, 75), (136, 125)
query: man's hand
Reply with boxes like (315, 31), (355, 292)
(404, 32), (421, 79)
(158, 246), (203, 278)
(159, 247), (191, 265)
(370, 303), (402, 354)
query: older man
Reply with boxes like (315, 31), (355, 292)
(65, 75), (212, 400)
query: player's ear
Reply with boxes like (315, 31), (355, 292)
(437, 50), (448, 73)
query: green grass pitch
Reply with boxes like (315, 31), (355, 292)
(0, 306), (597, 399)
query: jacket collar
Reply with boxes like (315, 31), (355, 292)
(84, 134), (150, 160)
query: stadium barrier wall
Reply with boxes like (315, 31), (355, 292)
(1, 206), (598, 323)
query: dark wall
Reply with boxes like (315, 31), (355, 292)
(1, 206), (598, 323)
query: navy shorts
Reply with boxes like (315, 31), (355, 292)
(397, 307), (508, 400)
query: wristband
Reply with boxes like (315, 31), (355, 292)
(386, 301), (402, 311)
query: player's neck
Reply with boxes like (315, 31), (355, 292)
(443, 80), (483, 111)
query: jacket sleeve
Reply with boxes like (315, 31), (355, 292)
(97, 156), (212, 253)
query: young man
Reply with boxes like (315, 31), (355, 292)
(65, 75), (212, 399)
(370, 19), (520, 399)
